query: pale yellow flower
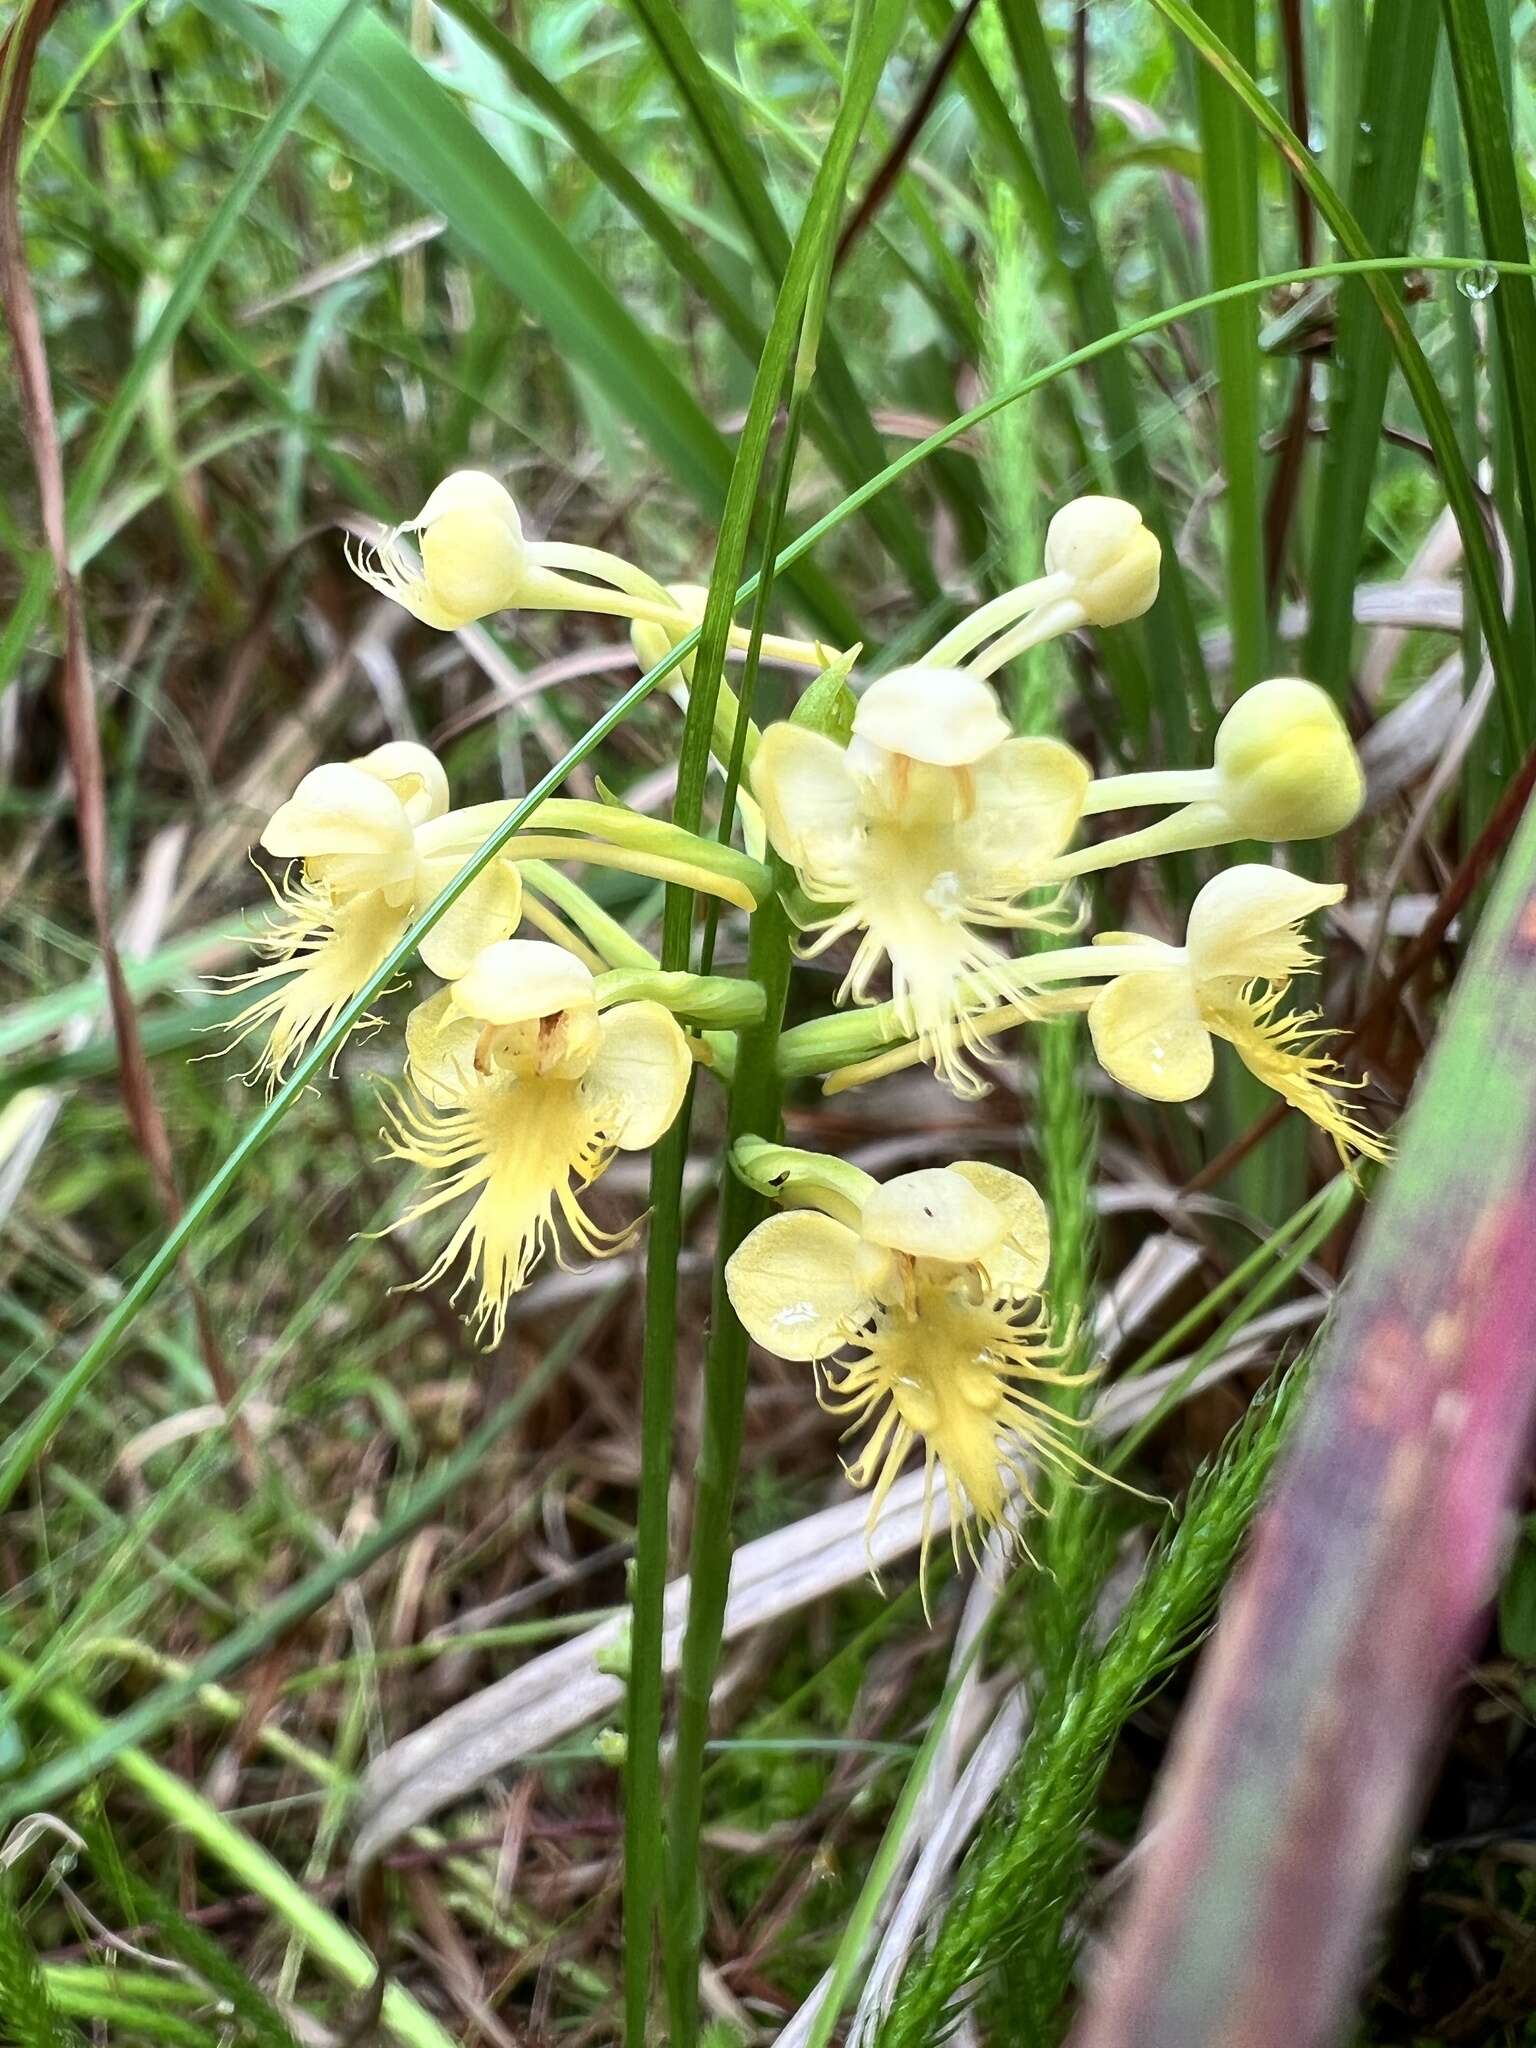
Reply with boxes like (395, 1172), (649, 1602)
(1208, 676), (1365, 840)
(726, 1160), (1101, 1578)
(386, 940), (691, 1342)
(1085, 864), (1389, 1158)
(227, 742), (522, 1085)
(919, 496), (1161, 676)
(750, 668), (1089, 1093)
(1060, 678), (1365, 879)
(1041, 495), (1163, 628)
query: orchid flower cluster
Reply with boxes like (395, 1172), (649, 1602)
(226, 470), (1386, 1564)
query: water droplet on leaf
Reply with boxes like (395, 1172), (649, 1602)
(1457, 264), (1499, 302)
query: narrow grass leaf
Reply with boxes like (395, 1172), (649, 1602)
(992, 0), (1213, 751)
(1144, 0), (1529, 750)
(1192, 0), (1265, 686)
(1072, 779), (1536, 2048)
(1302, 0), (1440, 695)
(1438, 0), (1536, 641)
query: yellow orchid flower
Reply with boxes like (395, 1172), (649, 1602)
(919, 496), (1161, 676)
(227, 742), (522, 1086)
(386, 940), (692, 1343)
(346, 470), (650, 633)
(350, 471), (825, 658)
(1082, 865), (1389, 1159)
(1057, 678), (1365, 880)
(805, 868), (1391, 1161)
(725, 1158), (1104, 1580)
(750, 667), (1089, 1094)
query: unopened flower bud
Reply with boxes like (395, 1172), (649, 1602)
(1214, 677), (1364, 840)
(1044, 497), (1161, 626)
(414, 471), (528, 625)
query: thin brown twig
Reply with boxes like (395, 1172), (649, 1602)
(834, 0), (984, 270)
(1071, 1), (1092, 159)
(0, 0), (256, 1485)
(1264, 0), (1315, 596)
(1354, 736), (1536, 1062)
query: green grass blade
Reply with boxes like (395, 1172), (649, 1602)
(992, 0), (1214, 751)
(1439, 0), (1536, 644)
(620, 0), (944, 610)
(1192, 0), (1265, 685)
(0, 1656), (457, 2048)
(631, 10), (906, 2037)
(0, 1315), (589, 1821)
(189, 0), (859, 647)
(428, 0), (762, 363)
(0, 0), (367, 698)
(1302, 0), (1441, 695)
(1144, 0), (1529, 751)
(0, 1882), (87, 2048)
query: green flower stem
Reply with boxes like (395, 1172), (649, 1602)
(433, 800), (771, 904)
(1046, 801), (1236, 878)
(626, 5), (898, 2032)
(517, 837), (764, 910)
(1080, 767), (1220, 815)
(593, 969), (766, 1029)
(518, 862), (655, 970)
(0, 1649), (459, 2048)
(655, 3), (873, 2002)
(920, 572), (1065, 666)
(662, 874), (795, 2043)
(774, 951), (1162, 1082)
(624, 1100), (694, 2045)
(964, 595), (1087, 681)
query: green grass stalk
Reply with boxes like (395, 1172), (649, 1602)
(875, 1360), (1310, 2044)
(992, 0), (1214, 752)
(1144, 0), (1528, 752)
(1192, 0), (1266, 686)
(0, 1652), (459, 2048)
